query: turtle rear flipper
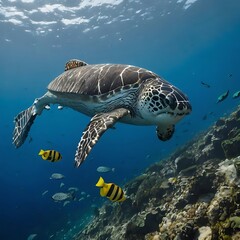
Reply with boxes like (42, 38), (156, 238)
(75, 108), (130, 168)
(13, 105), (37, 148)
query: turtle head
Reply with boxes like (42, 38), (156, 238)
(137, 78), (192, 128)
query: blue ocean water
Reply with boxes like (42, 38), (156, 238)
(0, 0), (240, 239)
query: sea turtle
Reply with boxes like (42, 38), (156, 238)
(13, 59), (192, 168)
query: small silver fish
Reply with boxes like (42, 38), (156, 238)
(52, 192), (72, 201)
(68, 187), (79, 192)
(97, 166), (115, 173)
(63, 200), (70, 207)
(27, 234), (37, 240)
(233, 91), (240, 99)
(41, 190), (48, 196)
(217, 90), (229, 103)
(50, 173), (65, 180)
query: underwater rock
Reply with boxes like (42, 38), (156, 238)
(195, 226), (212, 240)
(125, 174), (148, 195)
(175, 155), (195, 173)
(234, 157), (240, 177)
(206, 185), (233, 224)
(221, 133), (240, 158)
(228, 216), (240, 229)
(217, 159), (238, 185)
(174, 220), (196, 240)
(232, 232), (240, 240)
(215, 118), (225, 127)
(204, 133), (212, 145)
(125, 210), (162, 239)
(92, 206), (100, 217)
(179, 165), (197, 176)
(104, 204), (113, 215)
(212, 124), (228, 139)
(201, 135), (225, 161)
(145, 232), (161, 240)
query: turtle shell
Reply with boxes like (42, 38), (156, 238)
(48, 64), (159, 96)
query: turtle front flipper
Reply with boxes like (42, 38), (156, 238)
(156, 125), (175, 141)
(75, 108), (130, 168)
(13, 105), (37, 148)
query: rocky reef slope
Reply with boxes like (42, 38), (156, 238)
(74, 106), (240, 240)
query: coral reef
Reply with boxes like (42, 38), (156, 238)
(74, 106), (240, 240)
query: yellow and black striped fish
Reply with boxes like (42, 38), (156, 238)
(38, 149), (62, 162)
(95, 177), (126, 202)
